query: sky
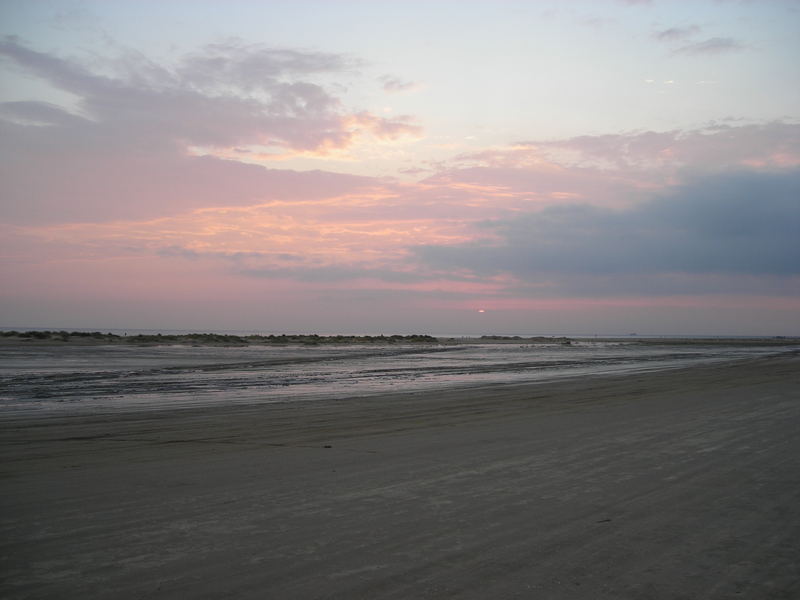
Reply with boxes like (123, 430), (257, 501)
(1, 0), (798, 336)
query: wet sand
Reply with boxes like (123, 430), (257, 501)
(2, 353), (799, 599)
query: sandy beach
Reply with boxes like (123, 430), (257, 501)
(2, 352), (799, 599)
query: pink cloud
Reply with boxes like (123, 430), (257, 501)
(0, 146), (382, 223)
(0, 37), (425, 226)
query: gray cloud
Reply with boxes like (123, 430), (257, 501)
(381, 76), (417, 93)
(653, 25), (701, 42)
(0, 36), (418, 153)
(0, 100), (88, 127)
(414, 169), (800, 296)
(515, 122), (800, 171)
(178, 39), (358, 91)
(673, 37), (745, 56)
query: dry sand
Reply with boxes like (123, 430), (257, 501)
(2, 353), (799, 599)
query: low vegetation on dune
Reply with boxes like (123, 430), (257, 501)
(0, 330), (439, 345)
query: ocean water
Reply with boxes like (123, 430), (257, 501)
(0, 341), (791, 417)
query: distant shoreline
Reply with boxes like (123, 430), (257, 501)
(1, 330), (798, 347)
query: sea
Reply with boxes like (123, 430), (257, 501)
(1, 337), (795, 417)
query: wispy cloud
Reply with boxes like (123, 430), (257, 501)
(513, 123), (800, 171)
(673, 37), (745, 56)
(381, 76), (419, 94)
(653, 25), (701, 42)
(0, 36), (420, 156)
